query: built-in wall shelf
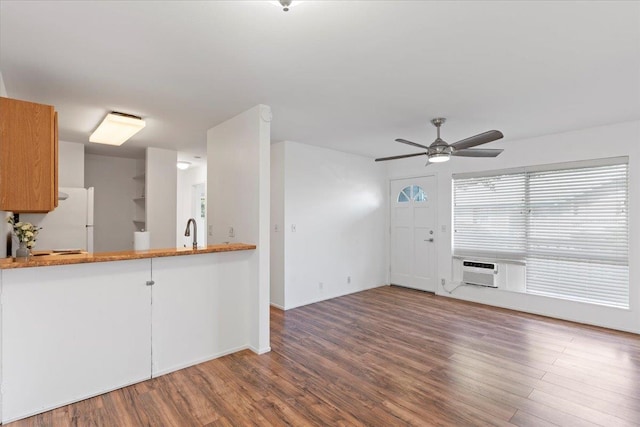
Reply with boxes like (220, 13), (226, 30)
(133, 168), (146, 232)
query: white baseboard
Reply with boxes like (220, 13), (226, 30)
(249, 345), (272, 355)
(3, 376), (150, 424)
(284, 283), (387, 310)
(152, 344), (250, 378)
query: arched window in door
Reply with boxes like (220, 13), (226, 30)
(397, 185), (427, 203)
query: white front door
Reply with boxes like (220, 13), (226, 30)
(390, 176), (437, 292)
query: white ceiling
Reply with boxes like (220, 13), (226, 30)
(1, 1), (639, 161)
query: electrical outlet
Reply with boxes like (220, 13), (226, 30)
(228, 226), (235, 238)
(291, 224), (297, 232)
(441, 225), (447, 232)
(441, 278), (446, 286)
(347, 276), (351, 284)
(274, 224), (279, 232)
(319, 282), (323, 290)
(208, 225), (213, 236)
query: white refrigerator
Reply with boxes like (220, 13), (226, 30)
(21, 187), (95, 252)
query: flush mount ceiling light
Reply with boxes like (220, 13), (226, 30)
(90, 112), (146, 146)
(269, 0), (302, 12)
(177, 161), (191, 170)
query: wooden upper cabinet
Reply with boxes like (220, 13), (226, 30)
(0, 97), (59, 212)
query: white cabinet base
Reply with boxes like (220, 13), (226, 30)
(0, 250), (256, 423)
(151, 252), (252, 376)
(1, 260), (152, 423)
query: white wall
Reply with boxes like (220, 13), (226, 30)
(0, 70), (6, 423)
(387, 120), (640, 333)
(207, 104), (270, 354)
(85, 154), (138, 252)
(1, 72), (9, 259)
(0, 71), (7, 97)
(176, 164), (207, 248)
(58, 141), (84, 188)
(270, 142), (285, 308)
(146, 147), (177, 249)
(279, 141), (388, 310)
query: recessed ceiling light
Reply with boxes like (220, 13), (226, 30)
(177, 161), (191, 170)
(90, 112), (145, 146)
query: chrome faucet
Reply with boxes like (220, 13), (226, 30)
(184, 218), (198, 249)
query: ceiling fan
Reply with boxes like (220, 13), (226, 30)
(375, 118), (504, 165)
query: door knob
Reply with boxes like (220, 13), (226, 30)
(425, 238), (434, 242)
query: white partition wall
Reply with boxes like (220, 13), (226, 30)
(270, 141), (388, 310)
(270, 142), (285, 308)
(207, 105), (271, 354)
(58, 141), (85, 187)
(146, 147), (178, 249)
(85, 154), (139, 252)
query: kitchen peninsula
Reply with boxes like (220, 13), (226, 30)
(0, 243), (256, 423)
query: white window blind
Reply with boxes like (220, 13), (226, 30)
(526, 163), (628, 308)
(453, 173), (526, 259)
(453, 158), (629, 309)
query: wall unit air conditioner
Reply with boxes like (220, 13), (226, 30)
(462, 260), (498, 288)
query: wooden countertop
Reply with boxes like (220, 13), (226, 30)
(0, 243), (256, 269)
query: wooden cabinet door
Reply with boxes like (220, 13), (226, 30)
(54, 111), (59, 207)
(0, 97), (57, 212)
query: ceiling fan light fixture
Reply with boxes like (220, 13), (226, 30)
(269, 0), (302, 12)
(428, 152), (451, 163)
(90, 112), (145, 146)
(378, 117), (504, 166)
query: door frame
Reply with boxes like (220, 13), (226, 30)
(387, 173), (439, 292)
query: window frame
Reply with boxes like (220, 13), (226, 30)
(452, 156), (629, 309)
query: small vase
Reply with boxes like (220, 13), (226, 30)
(16, 241), (31, 262)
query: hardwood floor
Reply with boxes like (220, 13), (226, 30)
(8, 286), (640, 426)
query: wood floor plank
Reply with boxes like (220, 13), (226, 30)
(541, 371), (640, 412)
(509, 410), (557, 427)
(6, 285), (640, 427)
(553, 352), (640, 383)
(528, 389), (637, 427)
(532, 377), (640, 424)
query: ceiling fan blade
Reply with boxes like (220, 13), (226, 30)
(395, 138), (430, 150)
(451, 148), (504, 158)
(450, 130), (504, 150)
(375, 152), (427, 162)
